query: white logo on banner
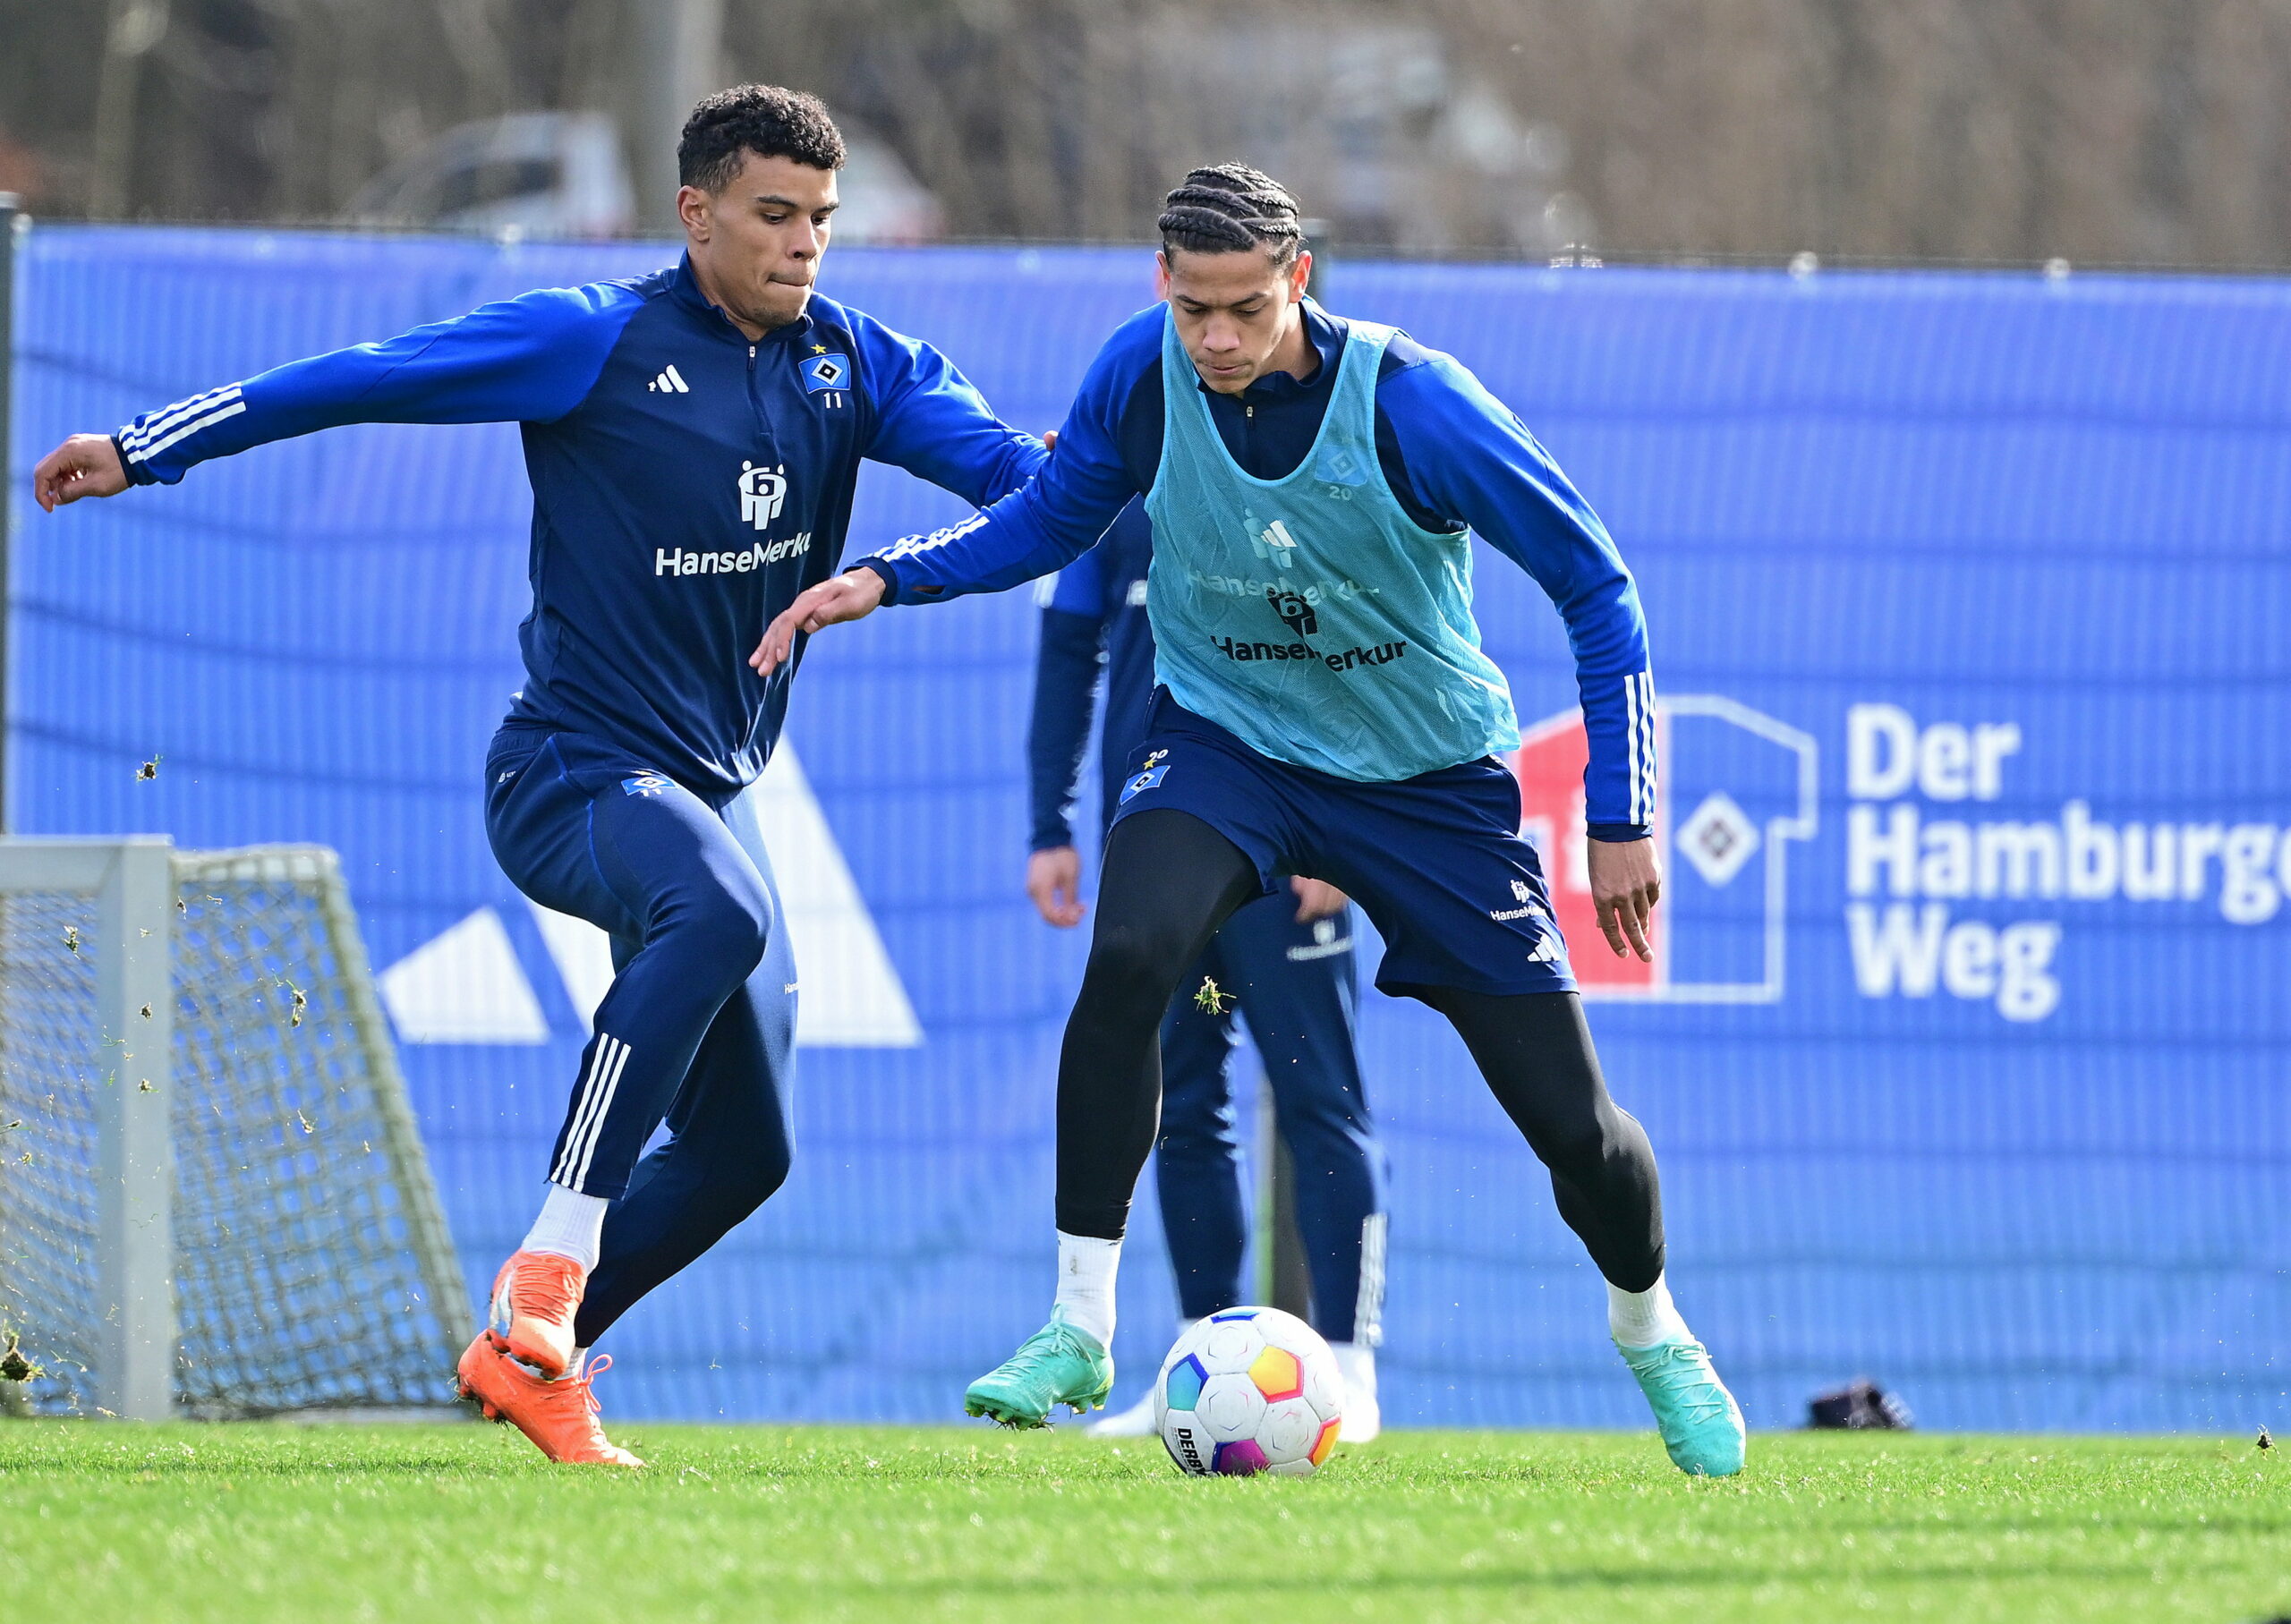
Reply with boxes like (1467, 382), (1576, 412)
(379, 742), (921, 1047)
(1678, 790), (1760, 888)
(1843, 702), (2291, 1023)
(1514, 695), (1820, 1006)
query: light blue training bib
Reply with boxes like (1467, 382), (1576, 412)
(1143, 308), (1520, 782)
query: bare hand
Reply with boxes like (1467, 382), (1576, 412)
(33, 434), (129, 511)
(750, 567), (887, 676)
(1290, 876), (1350, 923)
(1026, 846), (1086, 928)
(1587, 837), (1661, 961)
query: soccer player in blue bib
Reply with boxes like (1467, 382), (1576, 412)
(33, 87), (1045, 1467)
(763, 164), (1744, 1476)
(1028, 497), (1391, 1441)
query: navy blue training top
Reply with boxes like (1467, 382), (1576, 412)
(1027, 498), (1155, 850)
(114, 255), (1044, 795)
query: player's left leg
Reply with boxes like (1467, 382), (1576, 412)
(468, 937), (795, 1466)
(1303, 755), (1743, 1476)
(575, 903), (796, 1348)
(1418, 986), (1742, 1475)
(1412, 989), (1660, 1291)
(1215, 895), (1390, 1441)
(461, 743), (796, 1464)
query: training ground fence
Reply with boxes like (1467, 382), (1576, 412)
(3, 225), (2285, 1432)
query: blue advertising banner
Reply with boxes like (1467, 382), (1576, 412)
(8, 227), (2285, 1432)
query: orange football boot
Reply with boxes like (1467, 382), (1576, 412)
(486, 1248), (586, 1379)
(456, 1332), (644, 1467)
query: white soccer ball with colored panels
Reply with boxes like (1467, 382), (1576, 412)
(1154, 1306), (1343, 1477)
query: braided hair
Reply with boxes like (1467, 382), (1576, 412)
(1157, 164), (1305, 267)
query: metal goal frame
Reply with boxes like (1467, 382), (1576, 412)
(0, 836), (465, 1420)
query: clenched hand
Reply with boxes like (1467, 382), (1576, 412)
(33, 434), (129, 510)
(1026, 846), (1086, 929)
(1290, 876), (1350, 923)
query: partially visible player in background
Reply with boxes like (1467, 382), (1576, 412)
(1027, 496), (1390, 1441)
(32, 86), (1043, 1467)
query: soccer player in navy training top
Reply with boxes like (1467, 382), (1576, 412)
(762, 166), (1746, 1475)
(33, 87), (1046, 1467)
(1027, 497), (1391, 1441)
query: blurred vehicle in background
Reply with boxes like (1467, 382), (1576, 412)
(347, 111), (634, 238)
(344, 109), (940, 242)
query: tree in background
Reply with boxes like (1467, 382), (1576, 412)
(4, 0), (2291, 268)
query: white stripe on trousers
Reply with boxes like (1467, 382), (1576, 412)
(552, 1033), (628, 1190)
(1353, 1212), (1389, 1348)
(569, 1038), (632, 1190)
(550, 1036), (615, 1185)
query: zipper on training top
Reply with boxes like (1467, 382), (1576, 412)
(745, 341), (779, 458)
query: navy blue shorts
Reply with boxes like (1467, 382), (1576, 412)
(1111, 692), (1574, 999)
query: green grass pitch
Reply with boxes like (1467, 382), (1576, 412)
(3, 1422), (2284, 1622)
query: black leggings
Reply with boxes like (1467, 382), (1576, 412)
(1056, 809), (1665, 1292)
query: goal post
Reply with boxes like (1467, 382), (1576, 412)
(0, 838), (469, 1420)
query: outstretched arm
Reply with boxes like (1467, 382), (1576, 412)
(1384, 353), (1661, 960)
(34, 282), (642, 504)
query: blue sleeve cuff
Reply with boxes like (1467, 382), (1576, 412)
(855, 556), (950, 605)
(853, 558), (904, 604)
(1586, 822), (1652, 843)
(112, 433), (158, 487)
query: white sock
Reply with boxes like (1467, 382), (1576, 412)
(1608, 1274), (1691, 1348)
(1330, 1341), (1377, 1402)
(1053, 1231), (1121, 1348)
(522, 1182), (609, 1271)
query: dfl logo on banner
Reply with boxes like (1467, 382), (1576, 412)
(1513, 696), (1818, 1001)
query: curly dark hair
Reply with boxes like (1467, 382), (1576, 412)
(678, 84), (846, 191)
(1158, 164), (1305, 266)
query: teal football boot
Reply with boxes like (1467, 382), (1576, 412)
(964, 1307), (1114, 1428)
(1618, 1339), (1747, 1477)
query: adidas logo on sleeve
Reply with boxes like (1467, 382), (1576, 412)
(646, 365), (691, 394)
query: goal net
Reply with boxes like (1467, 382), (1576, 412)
(0, 840), (468, 1418)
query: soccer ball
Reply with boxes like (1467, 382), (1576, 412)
(1154, 1306), (1343, 1477)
